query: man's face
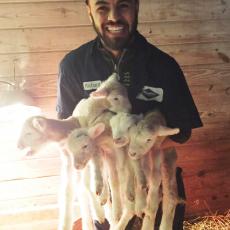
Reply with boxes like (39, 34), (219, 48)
(87, 0), (139, 51)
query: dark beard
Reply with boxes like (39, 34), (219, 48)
(90, 13), (138, 51)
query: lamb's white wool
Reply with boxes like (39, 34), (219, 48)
(17, 116), (95, 230)
(110, 146), (136, 230)
(159, 148), (184, 230)
(141, 150), (162, 230)
(58, 147), (107, 230)
(110, 112), (143, 147)
(90, 73), (132, 113)
(109, 112), (147, 220)
(67, 123), (106, 196)
(72, 97), (112, 127)
(58, 149), (76, 230)
(89, 128), (123, 224)
(110, 112), (147, 196)
(123, 111), (180, 228)
(128, 110), (180, 160)
(81, 163), (106, 226)
(17, 116), (79, 155)
(67, 122), (122, 224)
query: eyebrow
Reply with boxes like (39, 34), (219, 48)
(118, 0), (133, 3)
(95, 0), (109, 5)
(95, 0), (132, 5)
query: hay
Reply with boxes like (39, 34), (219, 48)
(183, 211), (230, 230)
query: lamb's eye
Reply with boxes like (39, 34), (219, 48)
(25, 132), (32, 137)
(146, 138), (152, 143)
(82, 145), (88, 149)
(113, 97), (119, 101)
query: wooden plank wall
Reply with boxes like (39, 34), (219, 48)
(0, 0), (230, 229)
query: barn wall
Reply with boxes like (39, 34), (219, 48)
(0, 0), (229, 228)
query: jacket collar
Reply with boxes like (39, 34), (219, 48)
(90, 30), (149, 62)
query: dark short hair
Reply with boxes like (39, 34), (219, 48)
(85, 0), (138, 5)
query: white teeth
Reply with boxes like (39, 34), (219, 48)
(107, 26), (124, 32)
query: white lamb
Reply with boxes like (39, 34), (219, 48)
(90, 72), (132, 113)
(17, 116), (97, 230)
(72, 94), (119, 197)
(109, 112), (146, 191)
(67, 122), (123, 225)
(58, 147), (104, 230)
(17, 116), (79, 155)
(72, 74), (131, 199)
(127, 110), (180, 160)
(67, 123), (109, 203)
(127, 110), (181, 230)
(109, 112), (148, 218)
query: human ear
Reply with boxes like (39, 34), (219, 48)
(135, 0), (139, 13)
(86, 4), (93, 23)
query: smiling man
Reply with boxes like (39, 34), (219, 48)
(57, 0), (202, 229)
(87, 0), (138, 56)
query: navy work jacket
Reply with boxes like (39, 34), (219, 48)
(57, 31), (203, 143)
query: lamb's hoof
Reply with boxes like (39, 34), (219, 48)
(136, 211), (144, 218)
(113, 211), (121, 223)
(127, 192), (135, 202)
(96, 190), (102, 196)
(96, 185), (103, 196)
(97, 217), (106, 224)
(100, 198), (107, 206)
(140, 181), (148, 190)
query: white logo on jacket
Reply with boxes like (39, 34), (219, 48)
(83, 80), (102, 90)
(136, 86), (163, 102)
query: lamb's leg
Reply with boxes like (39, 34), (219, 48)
(130, 159), (147, 217)
(113, 153), (136, 230)
(142, 150), (162, 230)
(131, 159), (147, 190)
(159, 147), (181, 230)
(58, 149), (75, 230)
(134, 185), (147, 218)
(116, 148), (135, 202)
(78, 180), (94, 230)
(125, 161), (136, 202)
(91, 154), (104, 196)
(113, 201), (135, 230)
(104, 154), (122, 224)
(99, 178), (109, 206)
(82, 164), (105, 224)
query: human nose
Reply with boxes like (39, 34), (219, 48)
(108, 8), (120, 22)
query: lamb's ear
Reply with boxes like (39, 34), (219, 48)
(134, 114), (143, 122)
(90, 89), (109, 98)
(32, 117), (47, 132)
(108, 73), (118, 82)
(88, 122), (105, 139)
(157, 126), (180, 137)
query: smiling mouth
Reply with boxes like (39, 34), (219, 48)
(106, 25), (126, 34)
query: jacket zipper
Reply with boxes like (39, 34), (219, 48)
(112, 49), (127, 80)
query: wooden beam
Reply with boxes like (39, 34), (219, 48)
(0, 19), (230, 54)
(0, 42), (230, 78)
(0, 0), (229, 29)
(176, 140), (230, 216)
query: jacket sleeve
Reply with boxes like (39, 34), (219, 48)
(56, 57), (84, 119)
(162, 58), (203, 143)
